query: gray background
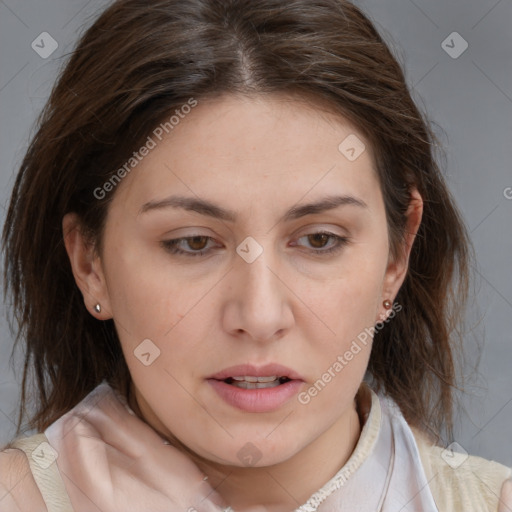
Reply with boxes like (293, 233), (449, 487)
(1, 0), (511, 467)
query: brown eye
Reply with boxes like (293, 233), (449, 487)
(187, 236), (209, 250)
(293, 231), (350, 256)
(307, 233), (330, 249)
(161, 235), (218, 257)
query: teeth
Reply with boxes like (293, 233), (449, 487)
(231, 376), (280, 382)
(226, 376), (291, 389)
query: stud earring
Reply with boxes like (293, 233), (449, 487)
(383, 299), (392, 310)
(94, 303), (101, 313)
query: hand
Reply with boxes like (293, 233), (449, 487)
(46, 384), (230, 512)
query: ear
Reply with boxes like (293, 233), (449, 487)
(379, 188), (423, 317)
(62, 213), (112, 319)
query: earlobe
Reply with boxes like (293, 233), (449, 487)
(62, 213), (112, 319)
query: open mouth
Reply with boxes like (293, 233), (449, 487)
(222, 376), (292, 389)
(207, 369), (303, 412)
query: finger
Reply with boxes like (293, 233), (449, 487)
(498, 478), (512, 512)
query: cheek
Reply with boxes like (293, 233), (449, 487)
(295, 244), (388, 390)
(101, 234), (221, 390)
(293, 271), (384, 427)
(102, 236), (197, 335)
(306, 247), (387, 337)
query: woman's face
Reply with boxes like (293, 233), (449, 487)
(66, 93), (419, 467)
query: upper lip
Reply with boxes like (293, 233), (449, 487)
(208, 363), (305, 381)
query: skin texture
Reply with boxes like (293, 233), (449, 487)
(62, 93), (423, 511)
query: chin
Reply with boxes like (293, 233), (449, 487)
(206, 435), (306, 469)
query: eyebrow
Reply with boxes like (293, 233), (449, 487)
(139, 194), (368, 222)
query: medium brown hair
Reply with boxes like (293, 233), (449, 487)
(3, 0), (470, 440)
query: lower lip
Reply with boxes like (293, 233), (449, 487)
(207, 379), (303, 413)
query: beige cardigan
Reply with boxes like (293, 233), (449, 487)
(411, 426), (512, 511)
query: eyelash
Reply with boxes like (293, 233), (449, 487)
(161, 231), (349, 258)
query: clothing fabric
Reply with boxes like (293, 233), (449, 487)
(7, 381), (512, 511)
(3, 433), (72, 512)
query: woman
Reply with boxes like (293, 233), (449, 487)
(0, 0), (511, 510)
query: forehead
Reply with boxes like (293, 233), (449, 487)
(111, 93), (381, 218)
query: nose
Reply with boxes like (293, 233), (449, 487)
(222, 241), (294, 344)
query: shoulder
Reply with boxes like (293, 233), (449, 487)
(0, 445), (47, 511)
(411, 426), (512, 512)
